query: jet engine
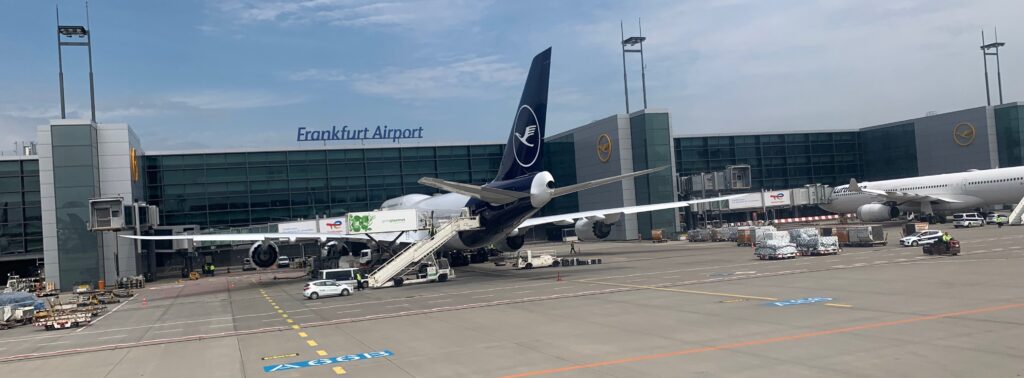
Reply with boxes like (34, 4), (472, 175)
(248, 241), (280, 268)
(494, 235), (526, 253)
(574, 218), (614, 241)
(855, 204), (900, 222)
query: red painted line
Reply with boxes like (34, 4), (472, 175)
(502, 303), (1024, 378)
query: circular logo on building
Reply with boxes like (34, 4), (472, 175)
(953, 122), (976, 146)
(512, 105), (542, 167)
(597, 133), (613, 162)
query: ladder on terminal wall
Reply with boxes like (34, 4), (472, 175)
(1009, 197), (1024, 225)
(366, 216), (480, 288)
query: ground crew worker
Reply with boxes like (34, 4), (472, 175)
(210, 264), (216, 277)
(569, 241), (578, 255)
(355, 271), (364, 291)
(941, 232), (952, 250)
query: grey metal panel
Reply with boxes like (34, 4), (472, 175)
(912, 107), (994, 175)
(96, 124), (141, 280)
(37, 125), (60, 287)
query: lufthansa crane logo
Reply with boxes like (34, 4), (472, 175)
(953, 122), (976, 146)
(597, 133), (613, 163)
(512, 105), (541, 167)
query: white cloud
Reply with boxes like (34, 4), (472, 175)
(286, 68), (347, 81)
(351, 55), (525, 100)
(218, 0), (490, 30)
(565, 0), (1024, 135)
(165, 89), (304, 110)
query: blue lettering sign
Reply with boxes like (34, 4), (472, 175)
(263, 350), (394, 373)
(296, 125), (424, 143)
(769, 297), (833, 307)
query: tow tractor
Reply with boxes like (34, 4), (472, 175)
(386, 257), (454, 287)
(923, 239), (960, 256)
(512, 250), (559, 269)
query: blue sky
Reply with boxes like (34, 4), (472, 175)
(1, 0), (1022, 152)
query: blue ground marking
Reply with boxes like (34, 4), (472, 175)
(263, 350), (393, 373)
(768, 297), (833, 307)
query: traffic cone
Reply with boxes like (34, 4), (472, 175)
(142, 297), (148, 307)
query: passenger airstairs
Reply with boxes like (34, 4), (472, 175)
(366, 215), (480, 288)
(1009, 197), (1024, 225)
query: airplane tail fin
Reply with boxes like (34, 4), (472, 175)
(493, 47), (551, 182)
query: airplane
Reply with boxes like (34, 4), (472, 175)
(820, 166), (1024, 222)
(125, 48), (736, 268)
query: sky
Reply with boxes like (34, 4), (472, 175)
(1, 0), (1022, 153)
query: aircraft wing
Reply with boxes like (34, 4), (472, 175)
(517, 195), (741, 228)
(417, 177), (528, 205)
(550, 166), (666, 198)
(848, 179), (961, 204)
(121, 231), (428, 244)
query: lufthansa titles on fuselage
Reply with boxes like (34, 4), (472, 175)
(296, 125), (425, 143)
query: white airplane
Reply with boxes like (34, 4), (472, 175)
(820, 166), (1024, 221)
(125, 48), (736, 268)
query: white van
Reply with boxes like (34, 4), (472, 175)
(317, 268), (366, 289)
(952, 213), (984, 228)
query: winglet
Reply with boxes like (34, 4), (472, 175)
(848, 178), (861, 192)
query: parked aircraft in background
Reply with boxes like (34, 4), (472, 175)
(821, 167), (1024, 222)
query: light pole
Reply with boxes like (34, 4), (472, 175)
(620, 18), (649, 113)
(56, 3), (98, 123)
(981, 29), (1006, 106)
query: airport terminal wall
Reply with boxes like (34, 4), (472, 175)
(0, 156), (42, 275)
(996, 103), (1024, 167)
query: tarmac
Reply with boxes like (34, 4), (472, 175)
(1, 223), (1022, 377)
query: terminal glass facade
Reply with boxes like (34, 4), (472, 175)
(145, 145), (505, 229)
(858, 123), (918, 181)
(996, 105), (1024, 168)
(0, 159), (42, 259)
(632, 112), (677, 236)
(51, 125), (103, 287)
(674, 131), (861, 190)
(539, 134), (579, 217)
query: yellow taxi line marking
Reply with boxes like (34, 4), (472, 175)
(282, 314), (289, 318)
(273, 306), (279, 309)
(298, 332), (308, 338)
(588, 281), (779, 301)
(277, 310), (284, 313)
(287, 319), (294, 323)
(307, 340), (318, 347)
(825, 303), (853, 308)
(333, 366), (346, 375)
(317, 350), (328, 356)
(291, 325), (301, 330)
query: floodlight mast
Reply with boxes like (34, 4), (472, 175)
(620, 18), (649, 113)
(55, 2), (98, 123)
(980, 28), (1007, 106)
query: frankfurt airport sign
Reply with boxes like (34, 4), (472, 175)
(297, 125), (424, 143)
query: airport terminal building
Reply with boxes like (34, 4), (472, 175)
(2, 102), (1023, 288)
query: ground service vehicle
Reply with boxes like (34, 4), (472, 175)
(242, 258), (256, 271)
(923, 240), (960, 256)
(303, 280), (353, 300)
(389, 258), (453, 287)
(512, 250), (559, 269)
(316, 268), (365, 289)
(953, 213), (984, 228)
(986, 213), (1009, 224)
(900, 230), (942, 247)
(277, 256), (291, 268)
